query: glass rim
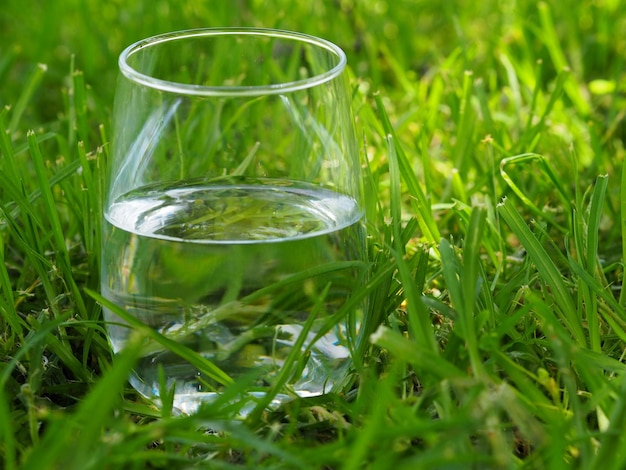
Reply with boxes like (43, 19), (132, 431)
(118, 27), (348, 97)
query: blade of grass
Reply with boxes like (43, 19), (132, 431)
(7, 63), (47, 133)
(70, 65), (89, 148)
(232, 141), (261, 176)
(387, 134), (403, 247)
(497, 197), (586, 345)
(460, 207), (488, 378)
(571, 207), (598, 352)
(28, 130), (87, 319)
(537, 1), (590, 116)
(499, 54), (523, 122)
(439, 236), (486, 380)
(516, 66), (569, 153)
(454, 70), (476, 174)
(73, 142), (104, 368)
(0, 44), (17, 84)
(0, 232), (24, 342)
(247, 284), (331, 424)
(387, 131), (438, 353)
(499, 152), (570, 232)
(353, 250), (401, 361)
(0, 108), (24, 195)
(391, 244), (439, 354)
(584, 174), (608, 352)
(375, 93), (441, 245)
(525, 58), (544, 129)
(76, 141), (99, 253)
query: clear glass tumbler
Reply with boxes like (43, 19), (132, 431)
(102, 28), (366, 414)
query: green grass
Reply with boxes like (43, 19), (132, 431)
(2, 0), (626, 468)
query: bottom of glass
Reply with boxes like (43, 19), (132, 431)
(127, 364), (350, 416)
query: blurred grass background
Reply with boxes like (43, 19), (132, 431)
(2, 0), (626, 468)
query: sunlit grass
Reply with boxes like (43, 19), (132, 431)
(2, 0), (626, 468)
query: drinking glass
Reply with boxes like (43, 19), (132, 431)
(102, 28), (366, 414)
